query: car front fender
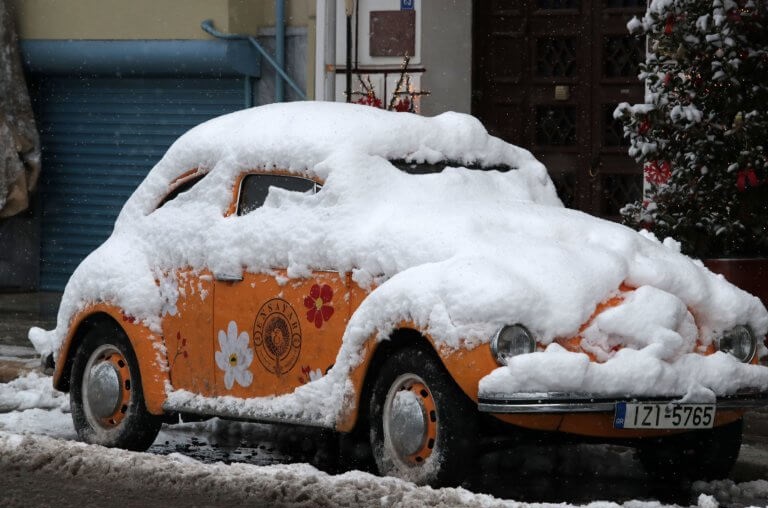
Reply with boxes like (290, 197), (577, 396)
(53, 303), (170, 415)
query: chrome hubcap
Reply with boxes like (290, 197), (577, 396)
(86, 361), (122, 419)
(388, 389), (427, 457)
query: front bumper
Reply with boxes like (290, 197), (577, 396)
(478, 391), (768, 414)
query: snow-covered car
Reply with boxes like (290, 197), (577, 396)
(31, 102), (768, 486)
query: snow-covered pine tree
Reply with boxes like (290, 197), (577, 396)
(615, 0), (768, 257)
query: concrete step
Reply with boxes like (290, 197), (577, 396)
(0, 292), (60, 347)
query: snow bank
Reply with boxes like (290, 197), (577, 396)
(0, 371), (68, 412)
(28, 102), (768, 422)
(0, 431), (738, 507)
(693, 479), (768, 508)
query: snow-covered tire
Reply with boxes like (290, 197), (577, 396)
(636, 419), (742, 481)
(369, 347), (477, 487)
(70, 322), (162, 451)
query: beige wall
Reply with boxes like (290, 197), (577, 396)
(13, 0), (317, 98)
(13, 0), (315, 40)
(230, 0), (315, 33)
(420, 0), (471, 115)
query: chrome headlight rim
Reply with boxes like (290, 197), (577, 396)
(718, 325), (757, 363)
(491, 324), (536, 366)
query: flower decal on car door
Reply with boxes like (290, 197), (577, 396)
(215, 321), (254, 390)
(304, 284), (334, 329)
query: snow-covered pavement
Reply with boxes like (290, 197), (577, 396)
(1, 370), (768, 507)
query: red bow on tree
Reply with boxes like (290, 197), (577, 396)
(664, 14), (675, 35)
(736, 168), (759, 191)
(638, 119), (651, 135)
(644, 160), (672, 185)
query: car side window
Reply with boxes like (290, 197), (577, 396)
(237, 174), (318, 216)
(156, 174), (205, 210)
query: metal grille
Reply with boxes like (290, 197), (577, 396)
(603, 36), (644, 78)
(535, 106), (577, 146)
(537, 0), (579, 8)
(536, 38), (577, 78)
(601, 173), (643, 215)
(603, 104), (629, 147)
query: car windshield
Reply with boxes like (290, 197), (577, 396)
(389, 159), (516, 174)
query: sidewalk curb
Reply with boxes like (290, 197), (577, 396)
(0, 359), (40, 383)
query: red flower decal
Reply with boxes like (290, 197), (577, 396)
(121, 312), (136, 324)
(304, 284), (334, 329)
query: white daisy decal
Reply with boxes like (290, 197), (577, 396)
(215, 321), (254, 390)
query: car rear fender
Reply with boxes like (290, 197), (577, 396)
(53, 304), (169, 415)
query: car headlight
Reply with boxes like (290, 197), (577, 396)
(491, 324), (536, 365)
(718, 325), (756, 363)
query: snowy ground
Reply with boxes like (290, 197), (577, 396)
(1, 365), (768, 507)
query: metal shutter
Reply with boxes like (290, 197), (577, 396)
(33, 77), (245, 290)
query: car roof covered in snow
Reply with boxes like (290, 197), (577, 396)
(119, 101), (561, 219)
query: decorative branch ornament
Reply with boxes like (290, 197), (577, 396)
(347, 54), (430, 113)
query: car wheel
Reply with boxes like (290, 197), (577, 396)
(369, 347), (477, 486)
(636, 419), (743, 481)
(70, 322), (162, 451)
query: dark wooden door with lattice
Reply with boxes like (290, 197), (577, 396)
(473, 0), (646, 219)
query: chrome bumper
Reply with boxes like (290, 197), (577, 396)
(478, 391), (768, 414)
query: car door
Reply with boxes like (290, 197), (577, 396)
(212, 172), (350, 398)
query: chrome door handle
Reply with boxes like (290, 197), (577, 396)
(214, 272), (243, 282)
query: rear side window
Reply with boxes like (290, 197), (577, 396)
(237, 174), (318, 216)
(156, 174), (205, 210)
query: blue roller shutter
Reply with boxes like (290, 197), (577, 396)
(33, 77), (245, 290)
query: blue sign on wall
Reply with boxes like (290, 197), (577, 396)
(400, 0), (414, 10)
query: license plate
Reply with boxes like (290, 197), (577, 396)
(614, 402), (715, 429)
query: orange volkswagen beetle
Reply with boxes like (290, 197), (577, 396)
(33, 102), (768, 486)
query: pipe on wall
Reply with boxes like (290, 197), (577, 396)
(314, 0), (337, 101)
(276, 0), (286, 102)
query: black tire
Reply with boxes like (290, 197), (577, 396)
(636, 419), (743, 482)
(368, 347), (477, 486)
(70, 321), (162, 451)
(335, 421), (376, 475)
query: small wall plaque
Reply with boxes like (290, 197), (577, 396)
(554, 85), (570, 101)
(370, 10), (416, 57)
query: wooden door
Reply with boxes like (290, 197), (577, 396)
(210, 172), (349, 399)
(473, 0), (646, 219)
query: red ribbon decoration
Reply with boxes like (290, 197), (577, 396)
(736, 168), (759, 191)
(664, 14), (675, 35)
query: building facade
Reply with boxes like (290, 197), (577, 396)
(2, 0), (643, 291)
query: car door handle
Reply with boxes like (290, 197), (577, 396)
(214, 272), (243, 282)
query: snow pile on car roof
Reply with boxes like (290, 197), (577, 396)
(118, 101), (561, 221)
(29, 102), (768, 421)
